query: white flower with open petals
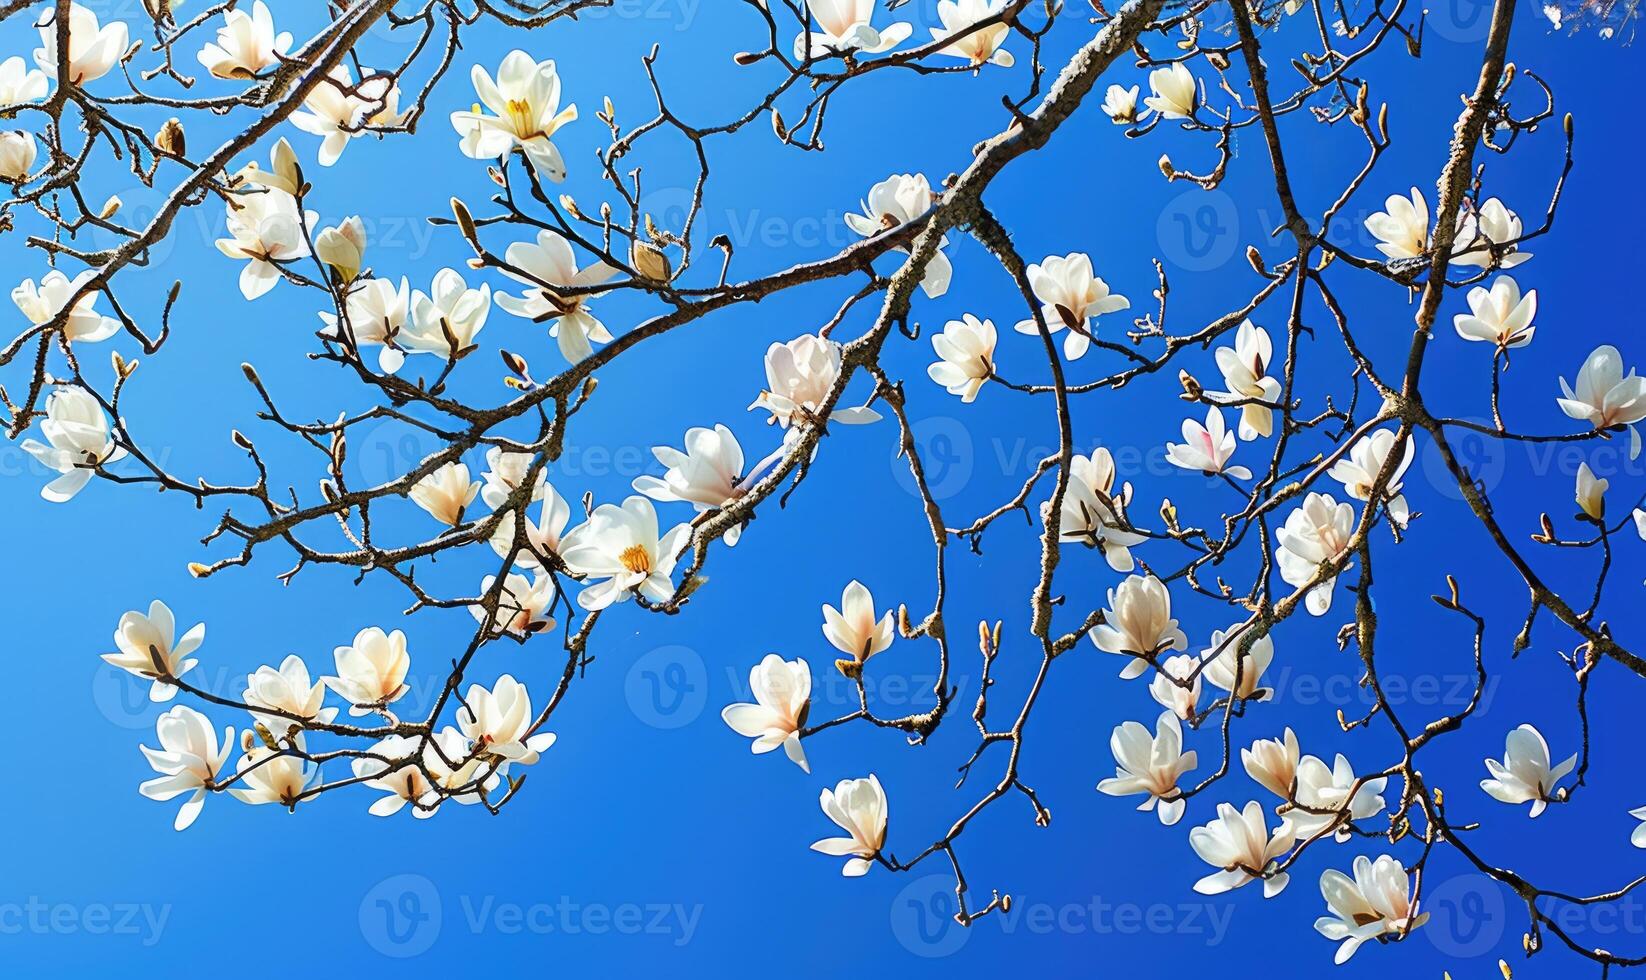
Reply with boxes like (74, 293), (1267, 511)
(721, 654), (812, 772)
(1287, 754), (1386, 842)
(811, 774), (888, 877)
(409, 461), (480, 526)
(0, 130), (36, 181)
(1201, 624), (1274, 702)
(472, 571), (557, 638)
(1012, 253), (1129, 360)
(13, 269), (119, 343)
(318, 276), (411, 373)
(1207, 320), (1281, 440)
(929, 0), (1013, 67)
(229, 744), (320, 807)
(1480, 723), (1575, 817)
(21, 386), (125, 502)
(197, 1), (289, 79)
(794, 0), (911, 59)
(495, 229), (616, 364)
(1090, 574), (1187, 679)
(0, 56), (49, 105)
(451, 50), (578, 180)
(403, 268), (490, 358)
(139, 705), (232, 831)
(1558, 345), (1646, 460)
(1051, 447), (1145, 572)
(1315, 856), (1428, 964)
(751, 333), (882, 428)
(1364, 187), (1429, 260)
(323, 627), (411, 716)
(822, 580), (894, 676)
(479, 447), (547, 510)
(1453, 275), (1536, 349)
(244, 655), (335, 736)
(34, 3), (128, 87)
(1328, 428), (1414, 526)
(842, 173), (950, 299)
(351, 735), (437, 818)
(1275, 493), (1354, 616)
(1102, 83), (1145, 124)
(1452, 197), (1530, 269)
(559, 495), (691, 610)
(1097, 711), (1196, 825)
(634, 424), (765, 546)
(1189, 800), (1293, 897)
(1631, 806), (1646, 848)
(489, 481), (570, 569)
(927, 314), (996, 403)
(459, 674), (557, 764)
(1242, 729), (1300, 799)
(1576, 461), (1607, 520)
(1149, 653), (1201, 721)
(1166, 407), (1252, 480)
(290, 65), (405, 166)
(1143, 62), (1197, 119)
(215, 186), (311, 300)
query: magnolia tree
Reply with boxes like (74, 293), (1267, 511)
(2, 0), (1642, 971)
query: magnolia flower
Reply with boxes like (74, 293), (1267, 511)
(290, 66), (406, 166)
(423, 726), (504, 805)
(403, 268), (490, 358)
(1189, 801), (1294, 897)
(351, 735), (437, 818)
(215, 186), (311, 300)
(489, 481), (570, 569)
(318, 277), (411, 373)
(104, 602), (202, 703)
(409, 461), (480, 526)
(1631, 806), (1646, 848)
(314, 216), (366, 284)
(811, 774), (888, 877)
(1166, 407), (1253, 480)
(0, 56), (49, 106)
(559, 495), (691, 610)
(927, 314), (996, 403)
(1207, 321), (1281, 440)
(1097, 711), (1197, 826)
(794, 0), (912, 59)
(1557, 345), (1646, 459)
(1315, 856), (1429, 964)
(237, 136), (301, 195)
(1480, 723), (1575, 817)
(1453, 275), (1536, 349)
(472, 571), (557, 638)
(634, 424), (765, 546)
(0, 130), (36, 180)
(1327, 428), (1413, 527)
(822, 580), (895, 677)
(1453, 197), (1531, 269)
(721, 654), (812, 772)
(1287, 754), (1387, 842)
(929, 0), (1014, 67)
(495, 229), (616, 364)
(1011, 253), (1129, 360)
(197, 1), (289, 79)
(229, 743), (321, 807)
(1143, 62), (1197, 119)
(479, 447), (547, 510)
(1149, 653), (1201, 721)
(1051, 447), (1145, 572)
(244, 655), (335, 736)
(1275, 493), (1355, 616)
(1242, 728), (1300, 799)
(34, 3), (128, 86)
(22, 386), (125, 501)
(458, 674), (557, 764)
(323, 627), (412, 716)
(13, 269), (119, 343)
(1201, 624), (1274, 702)
(139, 706), (232, 831)
(1363, 187), (1429, 260)
(1090, 574), (1187, 679)
(751, 333), (882, 427)
(451, 51), (578, 180)
(1101, 83), (1145, 124)
(1576, 461), (1607, 520)
(841, 173), (950, 299)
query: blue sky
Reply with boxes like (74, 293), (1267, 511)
(2, 0), (1644, 976)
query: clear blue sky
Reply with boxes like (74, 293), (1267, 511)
(1, 1), (1643, 976)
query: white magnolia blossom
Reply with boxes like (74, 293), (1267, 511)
(34, 3), (128, 86)
(1453, 275), (1537, 349)
(451, 50), (578, 180)
(244, 654), (336, 735)
(409, 461), (481, 526)
(290, 65), (406, 166)
(1149, 653), (1201, 721)
(1327, 428), (1413, 527)
(1364, 187), (1429, 260)
(215, 185), (312, 300)
(751, 333), (882, 428)
(489, 480), (570, 569)
(811, 774), (889, 877)
(1242, 728), (1300, 799)
(0, 55), (49, 105)
(1101, 83), (1145, 124)
(1011, 252), (1130, 360)
(1480, 723), (1575, 817)
(929, 0), (1014, 67)
(842, 173), (951, 299)
(236, 135), (301, 195)
(1315, 855), (1429, 964)
(323, 627), (412, 716)
(1452, 197), (1531, 269)
(1166, 407), (1253, 480)
(472, 571), (557, 637)
(1207, 321), (1281, 440)
(314, 216), (367, 284)
(926, 313), (996, 403)
(1576, 461), (1607, 520)
(13, 269), (119, 343)
(1631, 806), (1646, 848)
(403, 268), (491, 357)
(559, 495), (691, 610)
(634, 424), (766, 546)
(1557, 344), (1646, 459)
(721, 654), (812, 772)
(1286, 754), (1387, 842)
(1275, 492), (1355, 616)
(22, 386), (125, 502)
(0, 130), (37, 180)
(822, 579), (895, 673)
(1143, 62), (1197, 119)
(230, 743), (321, 807)
(1050, 447), (1145, 572)
(1189, 800), (1294, 897)
(459, 675), (557, 764)
(1090, 574), (1188, 679)
(794, 0), (912, 59)
(351, 735), (437, 818)
(495, 229), (616, 363)
(103, 601), (203, 703)
(1097, 710), (1196, 826)
(139, 706), (232, 831)
(197, 1), (290, 79)
(479, 446), (547, 510)
(318, 276), (411, 373)
(1201, 624), (1274, 702)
